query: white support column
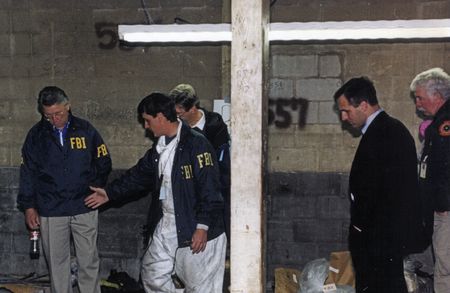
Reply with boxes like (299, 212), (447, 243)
(230, 1), (269, 293)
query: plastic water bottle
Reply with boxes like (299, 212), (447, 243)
(29, 228), (40, 259)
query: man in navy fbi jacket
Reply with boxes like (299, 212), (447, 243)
(85, 92), (226, 293)
(17, 86), (112, 293)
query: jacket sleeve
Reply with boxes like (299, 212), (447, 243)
(382, 122), (423, 254)
(89, 126), (112, 187)
(17, 132), (38, 211)
(205, 112), (230, 149)
(191, 136), (224, 227)
(105, 149), (157, 202)
(432, 131), (450, 210)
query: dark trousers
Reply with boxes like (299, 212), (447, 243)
(349, 228), (408, 293)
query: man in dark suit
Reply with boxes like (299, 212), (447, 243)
(334, 77), (426, 293)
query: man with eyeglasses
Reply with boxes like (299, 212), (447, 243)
(17, 86), (112, 293)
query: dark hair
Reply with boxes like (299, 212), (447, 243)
(137, 92), (178, 122)
(172, 92), (200, 111)
(37, 86), (69, 114)
(168, 84), (200, 111)
(333, 77), (378, 107)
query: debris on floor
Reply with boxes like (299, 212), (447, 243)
(0, 273), (50, 293)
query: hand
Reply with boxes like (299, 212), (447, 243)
(84, 186), (109, 209)
(25, 208), (40, 230)
(190, 228), (207, 254)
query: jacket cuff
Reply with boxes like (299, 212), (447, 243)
(196, 223), (209, 231)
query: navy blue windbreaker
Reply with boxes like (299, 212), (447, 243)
(105, 122), (224, 247)
(17, 115), (112, 217)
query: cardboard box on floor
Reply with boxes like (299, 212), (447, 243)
(274, 267), (301, 293)
(325, 251), (355, 288)
(274, 251), (355, 293)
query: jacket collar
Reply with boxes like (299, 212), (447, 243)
(361, 108), (383, 134)
(433, 98), (450, 120)
(178, 120), (192, 143)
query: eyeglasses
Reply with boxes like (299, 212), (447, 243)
(176, 110), (186, 118)
(176, 107), (191, 119)
(43, 104), (69, 120)
(44, 111), (65, 120)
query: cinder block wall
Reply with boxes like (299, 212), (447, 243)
(0, 168), (149, 279)
(266, 0), (450, 288)
(0, 0), (224, 169)
(0, 0), (449, 291)
(0, 0), (225, 281)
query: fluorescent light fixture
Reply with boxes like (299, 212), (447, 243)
(269, 19), (450, 41)
(118, 19), (450, 43)
(119, 24), (232, 43)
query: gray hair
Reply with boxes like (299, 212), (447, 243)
(410, 67), (450, 101)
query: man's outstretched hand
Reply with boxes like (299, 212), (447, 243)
(85, 186), (109, 209)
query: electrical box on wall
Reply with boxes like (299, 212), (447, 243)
(213, 99), (231, 133)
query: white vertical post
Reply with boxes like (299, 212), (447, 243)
(230, 0), (269, 292)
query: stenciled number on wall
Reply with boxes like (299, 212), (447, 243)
(269, 97), (309, 128)
(95, 22), (133, 50)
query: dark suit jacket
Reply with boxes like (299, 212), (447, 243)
(349, 111), (425, 257)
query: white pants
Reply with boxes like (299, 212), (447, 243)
(141, 213), (227, 293)
(40, 210), (100, 293)
(433, 212), (450, 293)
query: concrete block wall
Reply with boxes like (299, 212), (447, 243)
(268, 42), (450, 174)
(266, 0), (450, 291)
(0, 167), (49, 276)
(0, 167), (150, 280)
(268, 0), (450, 173)
(0, 0), (224, 282)
(0, 0), (449, 292)
(265, 171), (350, 290)
(0, 0), (224, 169)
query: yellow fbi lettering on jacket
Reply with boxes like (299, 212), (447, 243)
(70, 137), (108, 158)
(197, 152), (214, 168)
(70, 137), (87, 149)
(97, 144), (108, 158)
(181, 152), (214, 179)
(181, 164), (194, 179)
